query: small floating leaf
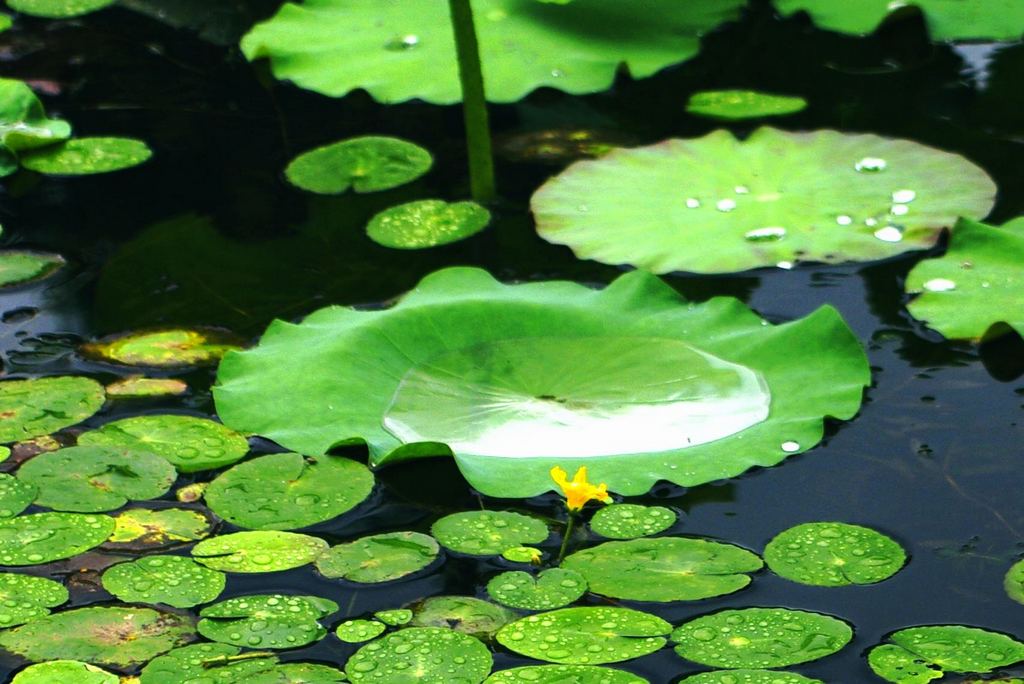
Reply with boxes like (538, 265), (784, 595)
(345, 627), (492, 683)
(0, 251), (65, 287)
(102, 555), (226, 608)
(486, 568), (587, 610)
(432, 510), (548, 555)
(485, 665), (649, 684)
(765, 521), (907, 587)
(105, 507), (214, 550)
(686, 90), (807, 120)
(21, 137), (152, 175)
(0, 474), (37, 518)
(82, 328), (241, 367)
(0, 78), (71, 151)
(679, 671), (823, 684)
(0, 512), (115, 564)
(315, 531), (439, 582)
(251, 663), (346, 683)
(192, 530), (328, 573)
(11, 661), (118, 684)
(868, 643), (943, 683)
(335, 619), (386, 643)
(106, 376), (188, 399)
(374, 609), (412, 626)
(0, 573), (68, 627)
(366, 199), (491, 249)
(198, 594), (337, 649)
(139, 642), (278, 684)
(0, 376), (105, 443)
(285, 136), (432, 194)
(1006, 559), (1024, 605)
(869, 625), (1024, 681)
(410, 596), (516, 638)
(6, 0), (116, 18)
(589, 504), (676, 539)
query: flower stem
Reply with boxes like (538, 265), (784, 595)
(556, 512), (577, 565)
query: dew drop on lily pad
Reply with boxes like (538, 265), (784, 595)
(345, 627), (492, 684)
(335, 619), (386, 643)
(764, 521), (907, 586)
(432, 510), (548, 555)
(0, 376), (105, 443)
(139, 642), (279, 684)
(198, 594), (337, 649)
(374, 608), (413, 626)
(0, 251), (65, 288)
(285, 135), (432, 194)
(366, 199), (491, 249)
(102, 555), (226, 608)
(0, 473), (37, 519)
(82, 328), (241, 367)
(10, 660), (118, 684)
(0, 573), (68, 628)
(485, 665), (650, 684)
(20, 137), (152, 175)
(590, 503), (676, 539)
(686, 89), (808, 120)
(315, 531), (439, 582)
(6, 0), (116, 18)
(0, 512), (115, 565)
(486, 568), (587, 610)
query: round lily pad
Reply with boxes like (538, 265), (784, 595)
(589, 504), (676, 539)
(764, 521), (907, 586)
(1006, 559), (1024, 605)
(497, 606), (671, 665)
(869, 625), (1024, 680)
(487, 568), (587, 610)
(285, 136), (432, 194)
(102, 555), (226, 608)
(315, 531), (439, 582)
(0, 606), (196, 667)
(0, 474), (37, 518)
(241, 0), (746, 104)
(11, 661), (118, 684)
(375, 609), (413, 626)
(0, 512), (115, 564)
(83, 329), (241, 367)
(335, 619), (386, 643)
(432, 510), (548, 555)
(0, 376), (105, 444)
(0, 251), (65, 288)
(6, 0), (116, 18)
(410, 596), (516, 638)
(17, 445), (177, 512)
(251, 663), (347, 683)
(198, 594), (337, 649)
(106, 377), (188, 398)
(686, 90), (808, 120)
(532, 127), (996, 274)
(671, 608), (852, 669)
(366, 199), (491, 249)
(485, 665), (649, 684)
(206, 452), (374, 530)
(192, 530), (328, 573)
(0, 573), (68, 628)
(21, 137), (152, 175)
(139, 642), (279, 684)
(77, 414), (249, 473)
(213, 267), (870, 498)
(680, 671), (823, 684)
(562, 537), (763, 602)
(105, 507), (215, 550)
(345, 627), (492, 683)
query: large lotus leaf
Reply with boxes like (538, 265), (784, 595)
(485, 666), (648, 684)
(589, 504), (676, 540)
(17, 445), (177, 512)
(105, 507), (215, 550)
(0, 79), (71, 151)
(214, 267), (870, 497)
(205, 452), (374, 530)
(0, 512), (115, 564)
(139, 642), (280, 684)
(315, 531), (440, 582)
(774, 0), (1024, 41)
(487, 568), (587, 610)
(20, 137), (152, 175)
(11, 661), (118, 684)
(192, 530), (328, 572)
(432, 510), (549, 555)
(0, 573), (68, 627)
(0, 251), (65, 287)
(532, 128), (996, 274)
(198, 594), (337, 649)
(0, 606), (196, 667)
(680, 672), (823, 684)
(672, 608), (852, 669)
(241, 0), (746, 104)
(764, 521), (906, 586)
(82, 329), (241, 367)
(905, 218), (1024, 341)
(6, 0), (116, 18)
(77, 415), (249, 473)
(345, 627), (492, 683)
(102, 555), (226, 608)
(0, 474), (37, 518)
(0, 376), (105, 443)
(562, 537), (762, 602)
(411, 596), (516, 638)
(869, 626), (1024, 679)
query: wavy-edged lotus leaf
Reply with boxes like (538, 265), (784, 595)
(198, 594), (338, 649)
(0, 474), (37, 518)
(335, 619), (386, 643)
(0, 512), (115, 564)
(213, 267), (870, 497)
(432, 511), (548, 556)
(0, 78), (71, 151)
(11, 660), (118, 684)
(774, 0), (1024, 41)
(105, 507), (215, 550)
(375, 608), (413, 626)
(764, 521), (906, 586)
(192, 530), (328, 573)
(0, 251), (65, 287)
(487, 568), (586, 610)
(77, 415), (249, 473)
(241, 0), (746, 104)
(0, 573), (68, 628)
(250, 663), (347, 683)
(83, 329), (242, 367)
(6, 0), (116, 18)
(497, 606), (671, 665)
(680, 671), (823, 684)
(1006, 558), (1024, 605)
(410, 596), (516, 637)
(315, 531), (439, 582)
(869, 625), (1024, 680)
(20, 137), (152, 175)
(589, 504), (676, 539)
(139, 642), (279, 684)
(206, 452), (374, 530)
(17, 445), (177, 512)
(0, 606), (195, 667)
(672, 608), (852, 669)
(367, 199), (491, 249)
(345, 626), (492, 683)
(485, 665), (649, 684)
(106, 377), (188, 398)
(686, 90), (808, 120)
(286, 136), (432, 195)
(868, 643), (943, 683)
(102, 555), (226, 608)
(533, 127), (996, 274)
(0, 376), (105, 443)
(503, 546), (543, 563)
(905, 218), (1024, 341)
(562, 537), (762, 602)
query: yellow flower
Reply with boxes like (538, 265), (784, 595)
(551, 466), (612, 512)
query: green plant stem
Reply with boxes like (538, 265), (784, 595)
(556, 512), (577, 564)
(448, 0), (497, 203)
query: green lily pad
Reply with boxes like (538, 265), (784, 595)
(0, 512), (115, 564)
(764, 521), (906, 586)
(868, 644), (943, 683)
(533, 127), (996, 274)
(192, 530), (329, 572)
(672, 608), (852, 669)
(869, 625), (1024, 681)
(345, 627), (492, 683)
(0, 14), (12, 32)
(905, 218), (1024, 341)
(1006, 558), (1024, 605)
(206, 452), (374, 530)
(686, 90), (808, 120)
(335, 619), (387, 643)
(0, 606), (195, 667)
(315, 531), (439, 582)
(774, 0), (1024, 41)
(250, 663), (347, 683)
(21, 137), (152, 175)
(0, 376), (105, 443)
(139, 642), (280, 684)
(106, 376), (188, 398)
(198, 594), (337, 649)
(6, 0), (116, 18)
(366, 199), (491, 249)
(285, 136), (432, 194)
(0, 573), (68, 627)
(589, 504), (676, 539)
(83, 329), (242, 367)
(0, 474), (37, 518)
(102, 555), (226, 608)
(11, 661), (118, 684)
(0, 78), (71, 151)
(213, 267), (870, 497)
(485, 666), (648, 684)
(487, 568), (587, 610)
(410, 596), (516, 638)
(680, 672), (823, 684)
(432, 511), (548, 555)
(0, 251), (65, 287)
(241, 0), (746, 104)
(562, 537), (762, 602)
(497, 606), (671, 665)
(17, 445), (177, 512)
(375, 609), (413, 626)
(77, 415), (249, 473)
(105, 507), (215, 550)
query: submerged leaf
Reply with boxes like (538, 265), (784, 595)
(410, 596), (516, 638)
(11, 661), (118, 684)
(589, 504), (676, 539)
(0, 573), (68, 627)
(486, 568), (587, 610)
(763, 521), (906, 586)
(82, 328), (241, 367)
(192, 530), (328, 573)
(21, 137), (152, 175)
(198, 594), (337, 649)
(6, 0), (116, 18)
(432, 510), (548, 555)
(285, 136), (432, 194)
(105, 377), (188, 399)
(315, 531), (439, 582)
(0, 251), (65, 287)
(102, 555), (226, 608)
(485, 666), (649, 684)
(0, 512), (115, 564)
(686, 90), (808, 120)
(0, 376), (105, 443)
(366, 199), (491, 249)
(345, 627), (492, 683)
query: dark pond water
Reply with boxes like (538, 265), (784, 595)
(1, 1), (1024, 681)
